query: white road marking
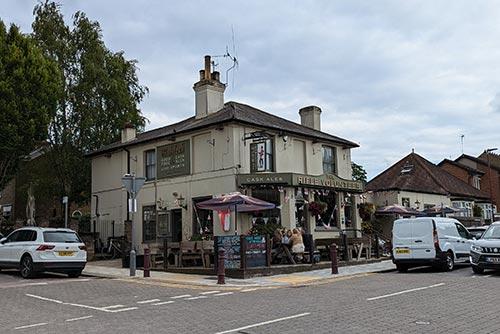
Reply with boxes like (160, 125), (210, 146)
(137, 299), (160, 304)
(102, 305), (125, 310)
(240, 288), (258, 292)
(65, 316), (93, 322)
(14, 323), (48, 330)
(214, 312), (311, 334)
(110, 307), (139, 313)
(26, 294), (63, 304)
(25, 294), (137, 314)
(171, 294), (191, 299)
(152, 301), (174, 306)
(367, 283), (445, 301)
(200, 291), (221, 295)
(186, 296), (207, 300)
(214, 292), (234, 296)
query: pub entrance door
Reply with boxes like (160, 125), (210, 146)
(171, 209), (182, 242)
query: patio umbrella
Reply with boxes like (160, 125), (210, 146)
(196, 192), (276, 234)
(375, 204), (415, 215)
(424, 205), (462, 216)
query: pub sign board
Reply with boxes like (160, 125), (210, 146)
(157, 140), (190, 179)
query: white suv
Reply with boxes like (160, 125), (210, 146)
(0, 227), (87, 278)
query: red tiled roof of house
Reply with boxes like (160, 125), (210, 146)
(366, 152), (489, 199)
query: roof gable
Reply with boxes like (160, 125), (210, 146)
(367, 152), (488, 199)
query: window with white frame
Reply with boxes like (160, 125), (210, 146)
(472, 176), (481, 189)
(145, 150), (156, 181)
(322, 146), (337, 174)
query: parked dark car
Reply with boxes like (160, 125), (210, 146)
(470, 222), (500, 274)
(467, 226), (489, 239)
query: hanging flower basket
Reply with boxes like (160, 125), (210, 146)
(308, 201), (327, 217)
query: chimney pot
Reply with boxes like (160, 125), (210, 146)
(199, 70), (205, 81)
(211, 71), (220, 82)
(204, 55), (211, 80)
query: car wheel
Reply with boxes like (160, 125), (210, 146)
(67, 270), (82, 278)
(443, 251), (454, 272)
(20, 255), (34, 279)
(472, 265), (484, 274)
(396, 264), (408, 273)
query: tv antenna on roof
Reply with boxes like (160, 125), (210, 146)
(212, 25), (239, 88)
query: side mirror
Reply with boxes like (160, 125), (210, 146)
(0, 238), (7, 244)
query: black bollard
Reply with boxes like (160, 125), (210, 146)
(143, 247), (151, 278)
(330, 243), (339, 275)
(217, 249), (226, 284)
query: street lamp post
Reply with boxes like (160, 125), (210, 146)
(122, 174), (146, 277)
(486, 148), (498, 221)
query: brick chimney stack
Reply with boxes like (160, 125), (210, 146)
(193, 55), (226, 119)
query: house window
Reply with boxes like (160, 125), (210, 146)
(322, 146), (336, 174)
(472, 176), (481, 190)
(250, 139), (274, 172)
(402, 198), (410, 207)
(142, 205), (156, 242)
(145, 150), (156, 181)
(2, 205), (12, 221)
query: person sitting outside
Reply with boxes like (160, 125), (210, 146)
(290, 228), (305, 262)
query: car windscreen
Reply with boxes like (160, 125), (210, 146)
(43, 231), (81, 243)
(482, 226), (500, 240)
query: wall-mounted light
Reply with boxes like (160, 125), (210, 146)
(176, 195), (187, 210)
(207, 139), (215, 146)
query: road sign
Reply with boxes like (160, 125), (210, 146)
(121, 174), (146, 197)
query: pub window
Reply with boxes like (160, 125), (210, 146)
(2, 204), (12, 221)
(193, 197), (214, 238)
(142, 205), (156, 242)
(145, 150), (156, 181)
(322, 146), (336, 174)
(250, 139), (274, 172)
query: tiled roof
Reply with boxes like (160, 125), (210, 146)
(366, 152), (488, 199)
(86, 101), (358, 157)
(437, 159), (485, 175)
(478, 152), (500, 171)
(456, 154), (500, 172)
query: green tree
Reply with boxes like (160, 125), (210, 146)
(352, 162), (367, 183)
(0, 20), (60, 191)
(31, 1), (147, 203)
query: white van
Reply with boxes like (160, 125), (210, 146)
(392, 217), (474, 272)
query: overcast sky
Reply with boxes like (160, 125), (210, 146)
(3, 1), (500, 179)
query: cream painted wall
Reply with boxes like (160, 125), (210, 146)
(91, 122), (357, 251)
(397, 191), (450, 209)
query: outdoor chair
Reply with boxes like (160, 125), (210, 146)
(200, 240), (214, 268)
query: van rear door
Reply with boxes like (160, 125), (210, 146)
(410, 219), (436, 259)
(393, 218), (436, 260)
(393, 219), (414, 260)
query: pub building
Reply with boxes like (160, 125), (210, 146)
(87, 56), (364, 258)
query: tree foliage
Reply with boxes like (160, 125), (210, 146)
(31, 1), (148, 203)
(351, 162), (367, 183)
(0, 20), (60, 190)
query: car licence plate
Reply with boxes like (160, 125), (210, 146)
(395, 248), (410, 254)
(58, 251), (75, 256)
(486, 257), (500, 263)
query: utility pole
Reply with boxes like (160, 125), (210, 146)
(122, 174), (146, 277)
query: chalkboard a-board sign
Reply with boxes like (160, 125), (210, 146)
(216, 235), (241, 269)
(245, 235), (267, 268)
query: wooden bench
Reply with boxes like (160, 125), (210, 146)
(178, 241), (203, 267)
